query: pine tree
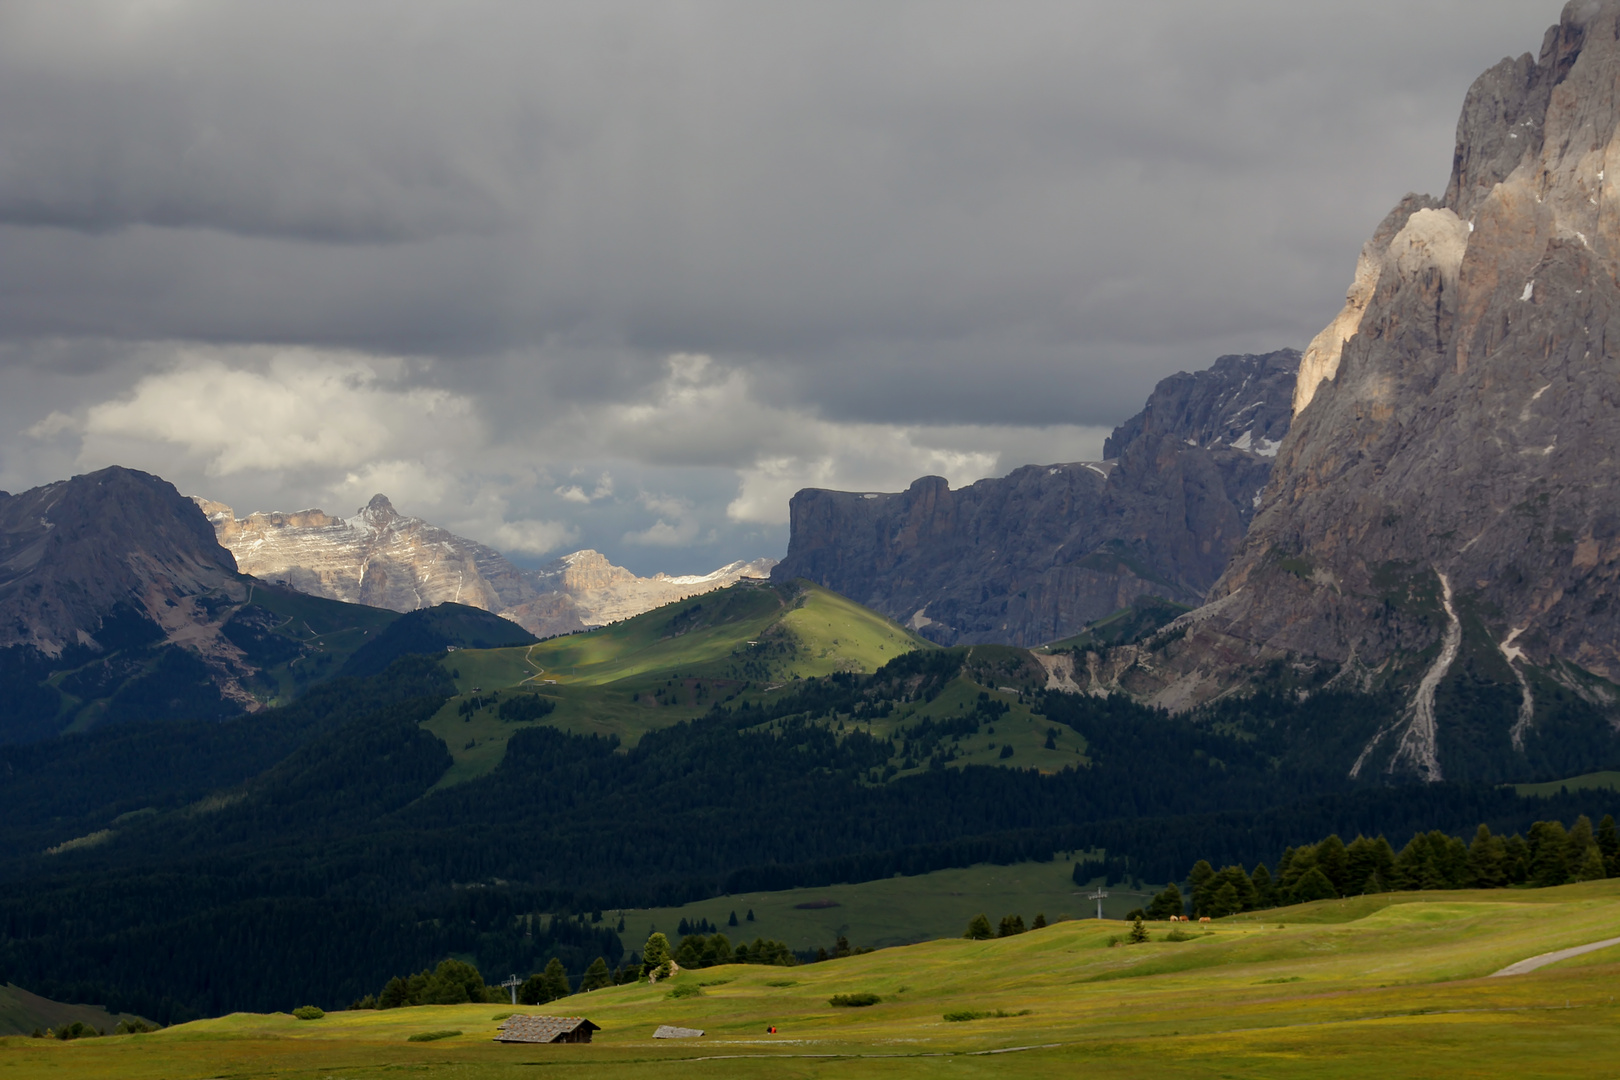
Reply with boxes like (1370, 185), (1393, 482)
(1598, 815), (1620, 877)
(1188, 860), (1216, 915)
(997, 914), (1026, 937)
(517, 972), (554, 1006)
(1504, 833), (1532, 883)
(964, 914), (993, 940)
(543, 957), (571, 1000)
(1345, 835), (1394, 894)
(728, 910), (739, 927)
(1289, 867), (1337, 904)
(1528, 821), (1571, 887)
(747, 909), (756, 922)
(642, 932), (671, 976)
(1209, 882), (1241, 918)
(1032, 913), (1047, 929)
(1315, 835), (1350, 895)
(1466, 824), (1508, 887)
(1279, 845), (1314, 895)
(1128, 916), (1149, 944)
(1566, 816), (1599, 879)
(581, 957), (612, 992)
(1146, 883), (1184, 920)
(1250, 865), (1276, 909)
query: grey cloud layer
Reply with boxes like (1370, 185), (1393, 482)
(0, 0), (1565, 570)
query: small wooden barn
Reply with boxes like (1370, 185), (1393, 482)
(494, 1015), (600, 1044)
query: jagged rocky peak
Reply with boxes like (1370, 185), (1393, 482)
(771, 350), (1297, 647)
(1, 467), (244, 657)
(359, 493), (400, 524)
(1127, 1), (1620, 780)
(1104, 349), (1298, 458)
(202, 495), (775, 637)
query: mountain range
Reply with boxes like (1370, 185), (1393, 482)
(5, 1), (1620, 1025)
(771, 349), (1298, 646)
(198, 494), (775, 638)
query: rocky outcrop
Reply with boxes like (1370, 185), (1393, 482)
(0, 467), (267, 739)
(771, 350), (1298, 646)
(202, 496), (775, 637)
(1140, 3), (1620, 779)
(2, 467), (245, 658)
(504, 549), (778, 632)
(201, 494), (537, 616)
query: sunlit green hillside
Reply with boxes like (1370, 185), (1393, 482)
(14, 880), (1620, 1079)
(421, 581), (933, 785)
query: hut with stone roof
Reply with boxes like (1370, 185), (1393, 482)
(493, 1015), (600, 1044)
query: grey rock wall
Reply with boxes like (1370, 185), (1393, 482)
(771, 350), (1298, 646)
(1139, 2), (1620, 779)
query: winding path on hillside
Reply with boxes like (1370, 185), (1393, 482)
(1488, 935), (1620, 977)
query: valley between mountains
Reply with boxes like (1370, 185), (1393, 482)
(7, 4), (1620, 1069)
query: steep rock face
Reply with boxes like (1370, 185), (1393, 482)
(505, 549), (778, 631)
(771, 350), (1297, 646)
(2, 468), (245, 657)
(202, 495), (537, 616)
(1149, 3), (1620, 779)
(203, 497), (775, 637)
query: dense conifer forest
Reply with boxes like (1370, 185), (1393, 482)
(0, 650), (1616, 1023)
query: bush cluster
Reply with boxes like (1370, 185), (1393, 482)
(829, 992), (880, 1007)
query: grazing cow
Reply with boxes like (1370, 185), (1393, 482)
(1169, 915), (1180, 922)
(1199, 916), (1211, 924)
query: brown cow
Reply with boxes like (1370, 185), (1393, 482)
(1199, 916), (1211, 924)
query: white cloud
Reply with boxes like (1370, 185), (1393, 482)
(490, 519), (578, 555)
(555, 474), (613, 504)
(9, 343), (1108, 569)
(596, 353), (1107, 525)
(80, 348), (474, 476)
(623, 492), (701, 547)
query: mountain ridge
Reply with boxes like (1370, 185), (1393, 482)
(1088, 1), (1620, 782)
(200, 496), (775, 637)
(770, 349), (1298, 646)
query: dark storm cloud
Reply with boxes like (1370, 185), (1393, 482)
(0, 0), (1569, 567)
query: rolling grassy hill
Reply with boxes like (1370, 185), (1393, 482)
(611, 854), (1152, 955)
(421, 580), (935, 785)
(1515, 771), (1620, 798)
(418, 582), (1098, 788)
(0, 984), (147, 1039)
(12, 879), (1620, 1078)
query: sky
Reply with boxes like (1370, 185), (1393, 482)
(0, 1), (1564, 575)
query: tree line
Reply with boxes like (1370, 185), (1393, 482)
(1133, 814), (1620, 919)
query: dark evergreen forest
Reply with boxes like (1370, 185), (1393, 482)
(0, 652), (1615, 1023)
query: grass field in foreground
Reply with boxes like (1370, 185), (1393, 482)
(612, 856), (1153, 954)
(9, 880), (1620, 1079)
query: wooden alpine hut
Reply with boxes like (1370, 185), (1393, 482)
(493, 1015), (600, 1044)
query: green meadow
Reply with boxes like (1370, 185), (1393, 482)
(418, 580), (1102, 789)
(420, 580), (950, 786)
(612, 856), (1152, 954)
(1516, 771), (1620, 798)
(9, 879), (1619, 1078)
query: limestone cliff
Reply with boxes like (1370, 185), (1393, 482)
(771, 350), (1297, 646)
(1131, 2), (1620, 780)
(202, 496), (774, 637)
